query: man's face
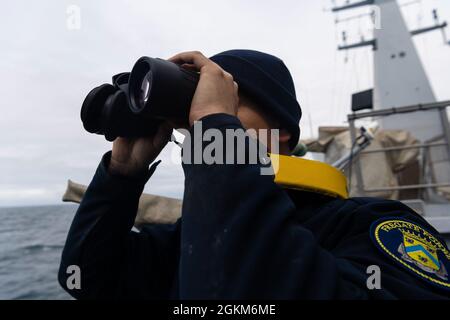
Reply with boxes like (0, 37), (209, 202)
(237, 93), (292, 155)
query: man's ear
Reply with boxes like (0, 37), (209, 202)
(278, 129), (291, 143)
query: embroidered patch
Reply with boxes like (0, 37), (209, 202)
(370, 218), (450, 290)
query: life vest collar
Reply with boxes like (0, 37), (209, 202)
(271, 154), (349, 199)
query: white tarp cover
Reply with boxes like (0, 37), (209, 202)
(62, 180), (182, 226)
(303, 127), (421, 199)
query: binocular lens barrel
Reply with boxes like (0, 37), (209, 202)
(140, 71), (153, 108)
(81, 57), (200, 141)
(128, 57), (199, 119)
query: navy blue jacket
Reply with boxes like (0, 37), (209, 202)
(59, 114), (450, 299)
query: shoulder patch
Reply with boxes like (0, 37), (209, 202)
(370, 218), (450, 291)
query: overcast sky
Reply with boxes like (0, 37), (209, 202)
(1, 0), (449, 207)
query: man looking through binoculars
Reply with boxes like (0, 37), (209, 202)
(59, 50), (450, 299)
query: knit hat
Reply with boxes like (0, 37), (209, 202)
(210, 49), (301, 150)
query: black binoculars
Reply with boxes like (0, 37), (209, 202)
(81, 57), (200, 141)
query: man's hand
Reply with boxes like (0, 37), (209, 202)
(109, 122), (173, 177)
(110, 51), (238, 177)
(169, 51), (239, 126)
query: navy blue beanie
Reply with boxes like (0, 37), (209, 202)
(210, 49), (301, 150)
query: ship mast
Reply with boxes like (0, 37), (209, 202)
(333, 0), (448, 141)
(328, 0), (450, 233)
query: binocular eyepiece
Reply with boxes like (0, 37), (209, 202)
(81, 57), (200, 141)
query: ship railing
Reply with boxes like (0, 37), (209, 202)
(347, 100), (450, 198)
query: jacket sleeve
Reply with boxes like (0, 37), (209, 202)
(58, 152), (180, 300)
(179, 113), (373, 299)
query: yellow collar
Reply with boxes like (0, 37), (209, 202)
(271, 154), (349, 199)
